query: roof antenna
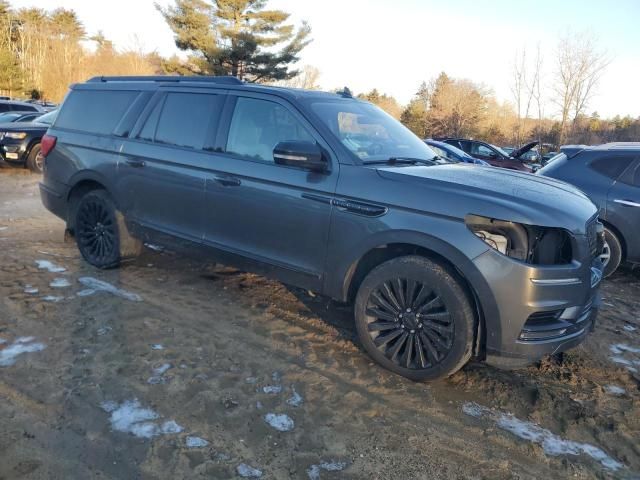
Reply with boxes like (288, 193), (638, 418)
(338, 86), (352, 98)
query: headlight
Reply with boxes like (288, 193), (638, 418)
(465, 214), (573, 265)
(5, 132), (27, 139)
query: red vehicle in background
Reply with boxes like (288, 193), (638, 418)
(438, 138), (539, 172)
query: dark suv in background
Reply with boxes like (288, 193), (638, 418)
(0, 110), (57, 173)
(440, 138), (538, 172)
(539, 143), (640, 277)
(40, 76), (602, 381)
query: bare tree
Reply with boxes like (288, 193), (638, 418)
(552, 32), (610, 145)
(525, 44), (544, 147)
(279, 65), (321, 90)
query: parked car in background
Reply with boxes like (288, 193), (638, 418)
(0, 109), (57, 173)
(0, 111), (43, 123)
(40, 76), (603, 381)
(424, 139), (490, 165)
(0, 100), (44, 113)
(538, 143), (640, 277)
(438, 138), (538, 172)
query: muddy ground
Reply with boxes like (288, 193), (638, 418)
(0, 167), (639, 480)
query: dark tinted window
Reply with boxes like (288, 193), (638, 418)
(138, 98), (163, 142)
(226, 97), (314, 162)
(154, 93), (218, 149)
(55, 89), (138, 134)
(13, 104), (37, 112)
(589, 156), (634, 180)
(0, 104), (10, 113)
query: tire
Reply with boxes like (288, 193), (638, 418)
(26, 143), (43, 173)
(354, 255), (475, 381)
(600, 227), (622, 278)
(74, 190), (141, 268)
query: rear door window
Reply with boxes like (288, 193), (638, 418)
(225, 97), (315, 162)
(153, 93), (220, 150)
(589, 155), (634, 180)
(55, 89), (138, 134)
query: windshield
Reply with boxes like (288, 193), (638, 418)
(310, 100), (436, 163)
(0, 112), (21, 122)
(36, 110), (57, 125)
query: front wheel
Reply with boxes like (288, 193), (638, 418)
(26, 143), (43, 173)
(600, 227), (622, 278)
(354, 255), (475, 381)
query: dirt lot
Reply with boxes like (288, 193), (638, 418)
(0, 168), (639, 480)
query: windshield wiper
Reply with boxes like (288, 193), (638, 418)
(364, 157), (436, 166)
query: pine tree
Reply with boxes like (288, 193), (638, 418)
(157, 0), (311, 82)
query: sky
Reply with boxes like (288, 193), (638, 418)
(18, 0), (640, 118)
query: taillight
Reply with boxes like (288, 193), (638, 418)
(41, 134), (57, 157)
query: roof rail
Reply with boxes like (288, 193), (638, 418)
(87, 75), (243, 85)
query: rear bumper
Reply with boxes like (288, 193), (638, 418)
(0, 140), (29, 164)
(473, 246), (601, 369)
(39, 181), (68, 222)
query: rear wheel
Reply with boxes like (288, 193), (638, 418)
(74, 190), (141, 268)
(354, 255), (475, 381)
(26, 143), (43, 173)
(600, 227), (622, 278)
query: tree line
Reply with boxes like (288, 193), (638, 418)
(0, 0), (636, 148)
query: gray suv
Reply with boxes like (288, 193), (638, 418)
(40, 76), (603, 381)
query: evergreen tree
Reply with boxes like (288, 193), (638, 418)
(157, 0), (311, 82)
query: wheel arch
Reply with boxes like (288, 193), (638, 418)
(332, 231), (498, 360)
(65, 173), (113, 231)
(599, 218), (626, 262)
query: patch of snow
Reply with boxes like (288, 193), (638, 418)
(96, 326), (112, 336)
(153, 363), (172, 376)
(264, 413), (294, 432)
(307, 461), (348, 480)
(42, 295), (64, 302)
(50, 278), (71, 288)
(144, 243), (164, 252)
(78, 277), (142, 302)
(0, 226), (7, 231)
(151, 344), (164, 350)
(35, 260), (66, 273)
(0, 337), (46, 367)
(24, 285), (38, 294)
(623, 325), (637, 332)
(271, 371), (282, 382)
(0, 338), (6, 345)
(148, 363), (172, 384)
(605, 385), (626, 395)
(245, 376), (258, 384)
(256, 401), (263, 410)
(262, 385), (282, 394)
(286, 385), (303, 407)
(100, 399), (182, 439)
(462, 402), (623, 471)
(76, 289), (96, 297)
(185, 436), (209, 448)
(612, 343), (640, 354)
(236, 463), (262, 478)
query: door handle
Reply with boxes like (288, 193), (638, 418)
(213, 175), (241, 187)
(613, 199), (640, 208)
(125, 158), (146, 168)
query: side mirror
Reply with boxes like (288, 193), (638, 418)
(273, 141), (327, 172)
(488, 152), (498, 159)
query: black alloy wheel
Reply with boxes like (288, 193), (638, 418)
(365, 278), (454, 369)
(355, 256), (475, 381)
(75, 191), (120, 268)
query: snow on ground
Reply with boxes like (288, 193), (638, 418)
(0, 336), (46, 367)
(463, 402), (623, 471)
(78, 277), (142, 301)
(35, 259), (66, 273)
(264, 413), (294, 432)
(185, 436), (209, 448)
(50, 278), (71, 288)
(100, 399), (183, 439)
(306, 461), (348, 480)
(236, 463), (262, 478)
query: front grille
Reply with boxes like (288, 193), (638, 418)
(586, 216), (599, 257)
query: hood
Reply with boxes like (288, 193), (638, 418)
(375, 163), (597, 234)
(0, 121), (49, 132)
(510, 141), (538, 159)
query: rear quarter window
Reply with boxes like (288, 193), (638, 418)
(55, 89), (138, 135)
(589, 155), (634, 180)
